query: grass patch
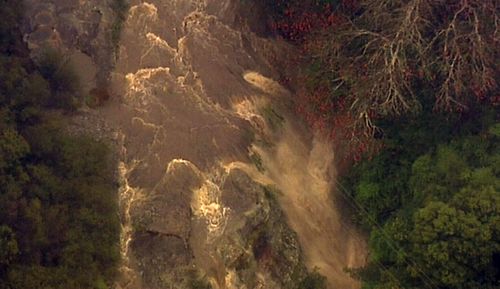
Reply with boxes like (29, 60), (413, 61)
(250, 151), (265, 172)
(262, 185), (283, 202)
(259, 105), (285, 131)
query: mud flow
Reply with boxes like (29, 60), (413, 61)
(93, 1), (366, 288)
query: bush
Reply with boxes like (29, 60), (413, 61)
(298, 270), (327, 289)
(36, 48), (81, 110)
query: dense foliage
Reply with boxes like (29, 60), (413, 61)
(342, 108), (499, 289)
(0, 2), (119, 288)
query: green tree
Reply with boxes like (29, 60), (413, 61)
(344, 120), (499, 288)
(409, 186), (499, 289)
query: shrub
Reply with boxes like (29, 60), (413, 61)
(298, 270), (327, 289)
(36, 48), (81, 110)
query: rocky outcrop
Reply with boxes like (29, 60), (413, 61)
(131, 161), (202, 240)
(191, 167), (308, 289)
(22, 0), (117, 95)
(220, 170), (307, 288)
(128, 160), (307, 289)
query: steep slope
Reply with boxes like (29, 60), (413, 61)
(21, 0), (366, 288)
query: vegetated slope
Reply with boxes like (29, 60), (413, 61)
(342, 106), (499, 289)
(261, 0), (499, 288)
(0, 2), (119, 289)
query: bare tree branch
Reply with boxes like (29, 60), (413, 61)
(305, 0), (499, 135)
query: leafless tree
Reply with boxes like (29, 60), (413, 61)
(308, 0), (499, 134)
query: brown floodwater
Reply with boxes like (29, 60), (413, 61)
(102, 1), (366, 288)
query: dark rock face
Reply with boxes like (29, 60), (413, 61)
(22, 0), (116, 94)
(126, 161), (307, 289)
(131, 232), (192, 288)
(202, 168), (307, 289)
(222, 169), (261, 213)
(132, 161), (202, 240)
(244, 198), (305, 287)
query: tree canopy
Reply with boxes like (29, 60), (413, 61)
(342, 114), (499, 289)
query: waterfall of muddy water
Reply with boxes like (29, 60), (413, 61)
(101, 1), (366, 288)
(118, 159), (142, 288)
(231, 93), (367, 289)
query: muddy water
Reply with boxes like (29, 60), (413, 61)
(231, 81), (367, 288)
(254, 126), (367, 289)
(103, 1), (366, 288)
